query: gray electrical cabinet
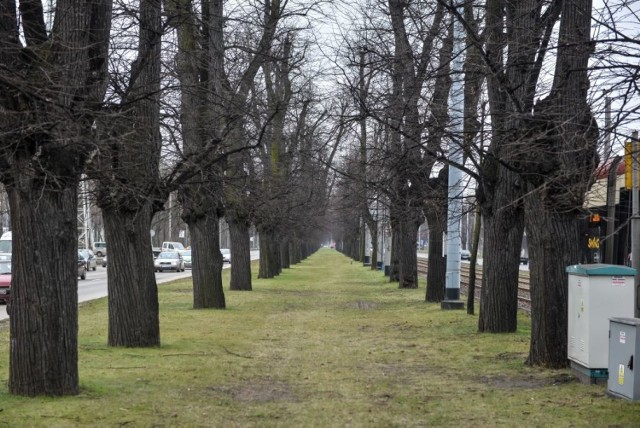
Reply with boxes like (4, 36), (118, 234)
(608, 317), (640, 400)
(566, 264), (636, 383)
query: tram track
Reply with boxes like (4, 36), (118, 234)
(416, 259), (532, 313)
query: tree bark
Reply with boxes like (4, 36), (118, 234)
(188, 213), (225, 308)
(478, 170), (524, 332)
(228, 216), (252, 291)
(290, 239), (302, 265)
(525, 198), (578, 367)
(467, 206), (482, 315)
(259, 228), (280, 278)
(425, 192), (447, 302)
(280, 237), (291, 269)
(398, 218), (419, 289)
(368, 221), (378, 270)
(8, 183), (79, 396)
(389, 218), (400, 282)
(104, 205), (159, 346)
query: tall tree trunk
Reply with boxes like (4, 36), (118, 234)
(425, 206), (446, 302)
(389, 214), (400, 282)
(523, 0), (598, 367)
(93, 0), (163, 346)
(290, 239), (302, 265)
(228, 216), (252, 291)
(169, 0), (227, 309)
(478, 0), (561, 332)
(1, 0), (113, 396)
(259, 228), (280, 278)
(104, 205), (159, 346)
(478, 171), (524, 332)
(272, 234), (282, 275)
(359, 220), (366, 263)
(467, 206), (482, 315)
(367, 220), (378, 270)
(398, 217), (419, 289)
(280, 237), (291, 269)
(525, 200), (578, 367)
(8, 183), (79, 396)
(188, 213), (225, 308)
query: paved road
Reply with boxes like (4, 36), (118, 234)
(0, 251), (259, 322)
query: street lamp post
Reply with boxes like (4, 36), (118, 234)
(442, 3), (465, 310)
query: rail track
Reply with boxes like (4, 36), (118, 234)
(416, 259), (532, 312)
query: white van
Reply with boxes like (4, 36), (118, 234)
(93, 241), (107, 257)
(0, 231), (11, 256)
(162, 241), (184, 251)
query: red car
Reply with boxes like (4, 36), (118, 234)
(0, 260), (11, 305)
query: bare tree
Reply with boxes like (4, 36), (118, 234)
(521, 0), (599, 367)
(423, 16), (453, 302)
(91, 0), (164, 347)
(255, 35), (296, 278)
(477, 0), (561, 333)
(0, 0), (112, 395)
(168, 0), (283, 306)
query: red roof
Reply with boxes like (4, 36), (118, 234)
(595, 158), (626, 180)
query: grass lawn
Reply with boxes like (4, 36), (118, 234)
(0, 248), (638, 426)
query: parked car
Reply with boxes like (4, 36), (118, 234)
(154, 251), (185, 272)
(162, 241), (185, 251)
(460, 249), (471, 261)
(79, 249), (97, 271)
(178, 249), (192, 269)
(78, 253), (87, 280)
(0, 260), (11, 305)
(93, 241), (107, 257)
(220, 248), (231, 264)
(152, 247), (162, 259)
(0, 231), (11, 258)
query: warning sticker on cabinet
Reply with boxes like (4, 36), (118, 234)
(611, 276), (626, 286)
(620, 331), (626, 344)
(618, 364), (625, 385)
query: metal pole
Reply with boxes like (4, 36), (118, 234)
(604, 94), (611, 156)
(603, 94), (616, 264)
(168, 192), (172, 241)
(605, 156), (621, 264)
(83, 177), (89, 251)
(631, 130), (640, 318)
(442, 4), (464, 310)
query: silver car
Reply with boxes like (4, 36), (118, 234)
(78, 249), (97, 271)
(178, 250), (192, 269)
(154, 251), (185, 272)
(220, 248), (231, 264)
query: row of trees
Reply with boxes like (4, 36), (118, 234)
(1, 0), (638, 396)
(0, 0), (340, 396)
(328, 0), (639, 369)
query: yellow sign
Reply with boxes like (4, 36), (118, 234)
(619, 364), (625, 385)
(587, 236), (600, 249)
